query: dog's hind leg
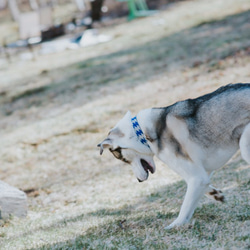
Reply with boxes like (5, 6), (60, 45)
(239, 123), (250, 164)
(206, 185), (225, 202)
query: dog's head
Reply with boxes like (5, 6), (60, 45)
(98, 111), (155, 182)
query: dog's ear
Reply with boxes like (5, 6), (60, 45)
(97, 138), (113, 155)
(115, 111), (132, 130)
(98, 111), (132, 155)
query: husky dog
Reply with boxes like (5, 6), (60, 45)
(98, 83), (250, 229)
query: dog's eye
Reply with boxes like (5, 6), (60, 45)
(110, 147), (131, 164)
(110, 147), (122, 159)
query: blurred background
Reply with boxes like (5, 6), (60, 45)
(0, 0), (249, 249)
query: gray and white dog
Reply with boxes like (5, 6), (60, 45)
(98, 83), (250, 229)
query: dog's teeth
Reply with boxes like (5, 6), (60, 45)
(97, 143), (104, 155)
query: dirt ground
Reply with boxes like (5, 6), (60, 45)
(0, 0), (250, 249)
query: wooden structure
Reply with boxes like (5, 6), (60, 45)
(19, 11), (41, 40)
(7, 0), (53, 40)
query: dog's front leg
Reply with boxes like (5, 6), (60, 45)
(165, 174), (210, 229)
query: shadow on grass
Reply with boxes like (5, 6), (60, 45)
(34, 181), (183, 250)
(1, 10), (249, 117)
(36, 169), (250, 249)
(33, 157), (250, 249)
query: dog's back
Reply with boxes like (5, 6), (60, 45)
(170, 84), (250, 146)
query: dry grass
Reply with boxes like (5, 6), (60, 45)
(0, 0), (250, 249)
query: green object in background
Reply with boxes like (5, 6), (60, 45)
(117, 0), (157, 20)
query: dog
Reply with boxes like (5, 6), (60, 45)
(98, 83), (250, 229)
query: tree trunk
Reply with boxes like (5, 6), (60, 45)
(8, 0), (20, 21)
(29, 0), (39, 10)
(74, 0), (85, 11)
(0, 0), (7, 9)
(91, 0), (104, 22)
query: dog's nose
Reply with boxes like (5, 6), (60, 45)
(137, 178), (143, 182)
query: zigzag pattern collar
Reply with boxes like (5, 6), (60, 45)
(131, 116), (150, 148)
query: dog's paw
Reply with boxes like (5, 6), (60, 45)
(207, 188), (225, 202)
(165, 220), (194, 230)
(164, 220), (183, 230)
(165, 223), (175, 230)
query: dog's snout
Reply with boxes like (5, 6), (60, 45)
(137, 178), (143, 182)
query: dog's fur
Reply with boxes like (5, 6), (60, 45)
(98, 83), (250, 229)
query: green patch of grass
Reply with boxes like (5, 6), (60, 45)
(241, 179), (250, 189)
(37, 171), (250, 249)
(234, 235), (249, 241)
(10, 86), (48, 102)
(88, 205), (132, 218)
(147, 181), (186, 203)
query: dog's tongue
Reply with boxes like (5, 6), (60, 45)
(140, 159), (154, 174)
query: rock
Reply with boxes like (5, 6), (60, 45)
(0, 180), (27, 219)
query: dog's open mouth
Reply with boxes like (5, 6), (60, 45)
(140, 159), (154, 175)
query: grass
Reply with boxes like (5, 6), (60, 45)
(0, 0), (250, 249)
(1, 8), (250, 133)
(37, 160), (250, 250)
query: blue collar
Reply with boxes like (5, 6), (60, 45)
(131, 116), (150, 148)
